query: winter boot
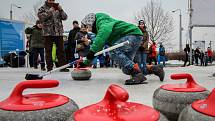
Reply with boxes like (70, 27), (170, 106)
(125, 64), (147, 85)
(147, 65), (165, 81)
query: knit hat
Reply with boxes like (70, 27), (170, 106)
(81, 13), (96, 27)
(139, 20), (145, 25)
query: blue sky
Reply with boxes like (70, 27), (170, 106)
(0, 0), (215, 51)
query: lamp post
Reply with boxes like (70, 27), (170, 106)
(172, 9), (183, 52)
(10, 4), (21, 20)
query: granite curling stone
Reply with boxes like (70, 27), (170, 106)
(74, 84), (169, 121)
(71, 68), (91, 80)
(153, 73), (210, 121)
(178, 88), (215, 121)
(0, 80), (79, 121)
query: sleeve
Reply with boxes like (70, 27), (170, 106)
(68, 30), (72, 42)
(90, 22), (114, 53)
(25, 27), (33, 34)
(37, 7), (53, 22)
(59, 10), (68, 20)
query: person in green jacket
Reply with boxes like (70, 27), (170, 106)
(79, 13), (147, 85)
(25, 20), (45, 71)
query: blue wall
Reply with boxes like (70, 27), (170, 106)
(0, 19), (25, 58)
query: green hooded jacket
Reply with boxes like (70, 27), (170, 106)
(90, 13), (143, 53)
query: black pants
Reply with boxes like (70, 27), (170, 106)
(29, 51), (34, 67)
(44, 36), (66, 70)
(195, 55), (199, 65)
(32, 48), (45, 68)
(183, 55), (190, 66)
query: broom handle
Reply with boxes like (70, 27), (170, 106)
(40, 40), (130, 77)
(94, 41), (129, 56)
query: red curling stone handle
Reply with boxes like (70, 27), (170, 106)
(104, 84), (129, 102)
(9, 80), (59, 99)
(171, 73), (196, 84)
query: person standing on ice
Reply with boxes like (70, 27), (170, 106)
(78, 13), (164, 85)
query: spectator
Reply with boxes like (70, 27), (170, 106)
(200, 50), (205, 66)
(158, 43), (166, 67)
(25, 20), (45, 71)
(148, 41), (157, 65)
(204, 52), (208, 66)
(134, 20), (149, 75)
(74, 24), (90, 57)
(182, 44), (190, 67)
(194, 47), (200, 66)
(38, 0), (69, 72)
(67, 21), (80, 63)
(207, 47), (213, 63)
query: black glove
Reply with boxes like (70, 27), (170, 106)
(78, 62), (89, 68)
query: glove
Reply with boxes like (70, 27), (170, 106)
(76, 51), (95, 68)
(78, 61), (89, 68)
(76, 57), (90, 68)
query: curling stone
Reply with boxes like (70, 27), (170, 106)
(0, 80), (79, 121)
(153, 73), (210, 121)
(178, 88), (215, 121)
(71, 68), (91, 80)
(74, 84), (169, 121)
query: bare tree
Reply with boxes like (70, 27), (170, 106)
(23, 0), (44, 25)
(134, 0), (174, 45)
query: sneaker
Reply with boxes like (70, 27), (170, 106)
(152, 65), (165, 82)
(125, 73), (147, 85)
(60, 68), (70, 72)
(34, 66), (38, 69)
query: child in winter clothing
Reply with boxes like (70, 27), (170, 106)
(25, 20), (45, 71)
(74, 25), (90, 57)
(158, 43), (166, 67)
(79, 13), (148, 85)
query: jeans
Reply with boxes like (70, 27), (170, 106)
(32, 48), (45, 68)
(134, 51), (147, 75)
(158, 55), (166, 67)
(110, 35), (142, 75)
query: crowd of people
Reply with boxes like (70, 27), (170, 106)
(24, 0), (166, 85)
(182, 44), (213, 67)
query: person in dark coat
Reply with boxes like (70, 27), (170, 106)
(38, 0), (69, 72)
(194, 47), (200, 66)
(182, 44), (190, 67)
(67, 21), (80, 63)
